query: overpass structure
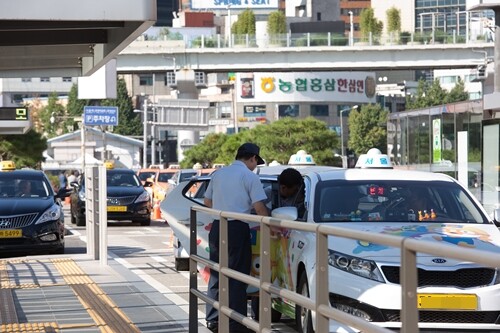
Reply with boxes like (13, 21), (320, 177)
(117, 40), (495, 73)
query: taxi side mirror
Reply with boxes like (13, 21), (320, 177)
(272, 206), (298, 221)
(144, 180), (153, 187)
(168, 179), (176, 186)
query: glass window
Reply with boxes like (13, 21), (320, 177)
(314, 180), (487, 223)
(139, 74), (153, 86)
(21, 78), (31, 82)
(279, 104), (299, 118)
(62, 77), (73, 82)
(311, 104), (329, 117)
(40, 77), (50, 82)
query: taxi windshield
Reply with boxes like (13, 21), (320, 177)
(107, 171), (141, 187)
(314, 180), (487, 224)
(0, 175), (51, 198)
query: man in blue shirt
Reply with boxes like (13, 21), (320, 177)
(204, 143), (268, 333)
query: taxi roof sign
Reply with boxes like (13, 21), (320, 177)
(355, 148), (393, 169)
(0, 160), (16, 171)
(288, 150), (316, 166)
(104, 160), (115, 169)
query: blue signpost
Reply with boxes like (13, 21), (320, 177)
(83, 106), (119, 126)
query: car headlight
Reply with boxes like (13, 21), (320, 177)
(328, 250), (385, 283)
(36, 204), (62, 224)
(135, 191), (150, 203)
(78, 190), (85, 201)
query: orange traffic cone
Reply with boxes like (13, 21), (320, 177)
(153, 200), (162, 220)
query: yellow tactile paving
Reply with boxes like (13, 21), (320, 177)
(0, 322), (58, 333)
(52, 259), (141, 333)
(0, 258), (141, 333)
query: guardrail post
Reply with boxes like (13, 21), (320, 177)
(217, 34), (221, 48)
(401, 239), (419, 333)
(316, 226), (329, 332)
(259, 219), (272, 330)
(189, 208), (199, 333)
(219, 216), (229, 331)
(287, 32), (291, 47)
(327, 32), (331, 46)
(307, 33), (310, 47)
(98, 165), (107, 265)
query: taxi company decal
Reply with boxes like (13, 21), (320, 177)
(236, 72), (377, 103)
(353, 224), (497, 254)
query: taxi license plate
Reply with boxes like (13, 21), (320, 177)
(0, 229), (22, 238)
(107, 206), (127, 212)
(418, 294), (477, 310)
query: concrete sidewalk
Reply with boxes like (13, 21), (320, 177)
(0, 253), (211, 333)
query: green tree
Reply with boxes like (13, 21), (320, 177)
(66, 83), (89, 131)
(348, 104), (388, 156)
(100, 77), (142, 136)
(445, 77), (469, 103)
(179, 117), (340, 167)
(386, 7), (401, 38)
(40, 91), (66, 138)
(0, 130), (47, 168)
(359, 8), (383, 39)
(232, 9), (256, 35)
(267, 10), (286, 45)
(406, 78), (468, 110)
(180, 133), (228, 168)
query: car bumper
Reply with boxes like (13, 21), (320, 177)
(0, 220), (64, 254)
(107, 201), (151, 221)
(75, 201), (151, 222)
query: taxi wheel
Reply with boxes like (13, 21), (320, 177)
(138, 219), (151, 226)
(296, 270), (314, 333)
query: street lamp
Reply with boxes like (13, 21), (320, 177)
(340, 105), (358, 168)
(349, 11), (354, 46)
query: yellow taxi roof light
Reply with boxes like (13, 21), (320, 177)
(104, 160), (115, 169)
(355, 148), (393, 169)
(0, 160), (16, 171)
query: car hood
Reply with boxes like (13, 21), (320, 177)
(328, 222), (500, 262)
(0, 197), (54, 215)
(107, 186), (145, 197)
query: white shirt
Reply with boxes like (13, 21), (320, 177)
(204, 160), (267, 214)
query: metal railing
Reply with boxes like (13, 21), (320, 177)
(143, 31), (493, 50)
(188, 205), (500, 333)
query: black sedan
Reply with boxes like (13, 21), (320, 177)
(70, 168), (152, 226)
(0, 168), (70, 255)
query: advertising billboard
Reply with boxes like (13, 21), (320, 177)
(191, 0), (279, 10)
(236, 72), (377, 103)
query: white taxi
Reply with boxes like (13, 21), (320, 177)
(161, 149), (500, 332)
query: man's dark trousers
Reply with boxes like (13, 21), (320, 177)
(206, 220), (251, 331)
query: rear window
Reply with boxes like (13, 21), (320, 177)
(138, 171), (156, 181)
(314, 180), (487, 224)
(179, 172), (197, 182)
(157, 172), (174, 182)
